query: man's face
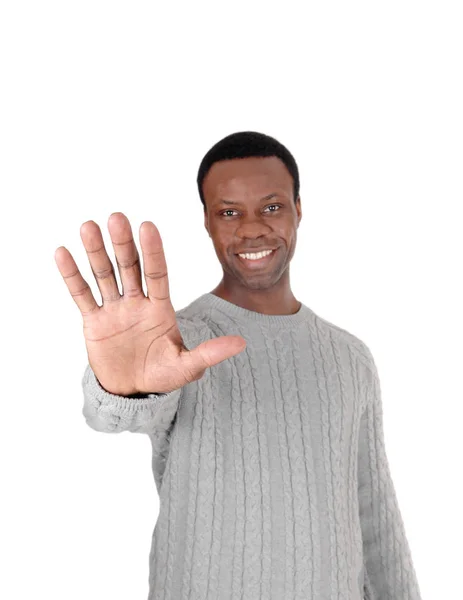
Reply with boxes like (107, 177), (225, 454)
(203, 155), (302, 291)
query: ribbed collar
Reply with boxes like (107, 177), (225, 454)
(193, 292), (314, 327)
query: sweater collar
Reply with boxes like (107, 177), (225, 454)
(193, 292), (314, 327)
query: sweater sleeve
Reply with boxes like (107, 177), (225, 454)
(357, 353), (422, 599)
(81, 363), (183, 435)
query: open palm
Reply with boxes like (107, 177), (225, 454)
(54, 212), (246, 395)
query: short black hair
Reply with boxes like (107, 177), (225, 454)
(196, 131), (300, 210)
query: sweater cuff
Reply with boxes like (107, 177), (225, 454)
(83, 364), (179, 413)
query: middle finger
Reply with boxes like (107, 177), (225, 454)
(107, 212), (144, 299)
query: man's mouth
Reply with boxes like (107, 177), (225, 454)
(235, 248), (278, 268)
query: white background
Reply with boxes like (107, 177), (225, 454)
(1, 1), (461, 598)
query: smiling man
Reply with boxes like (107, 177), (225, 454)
(58, 131), (422, 599)
(201, 153), (301, 317)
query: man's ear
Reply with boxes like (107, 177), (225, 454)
(203, 208), (210, 237)
(296, 196), (302, 228)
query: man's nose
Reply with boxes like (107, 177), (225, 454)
(235, 214), (272, 237)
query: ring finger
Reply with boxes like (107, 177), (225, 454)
(80, 220), (121, 304)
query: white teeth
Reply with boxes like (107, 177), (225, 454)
(238, 250), (273, 260)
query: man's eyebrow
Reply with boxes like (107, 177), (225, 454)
(218, 193), (279, 205)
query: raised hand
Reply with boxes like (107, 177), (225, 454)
(54, 212), (247, 396)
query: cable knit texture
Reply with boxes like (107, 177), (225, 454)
(81, 293), (422, 600)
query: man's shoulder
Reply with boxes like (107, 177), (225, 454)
(309, 308), (374, 371)
(173, 299), (215, 348)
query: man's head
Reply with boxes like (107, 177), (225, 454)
(197, 131), (302, 292)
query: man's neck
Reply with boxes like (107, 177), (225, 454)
(209, 284), (301, 316)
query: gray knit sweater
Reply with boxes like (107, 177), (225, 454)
(82, 292), (422, 600)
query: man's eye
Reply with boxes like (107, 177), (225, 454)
(220, 204), (281, 217)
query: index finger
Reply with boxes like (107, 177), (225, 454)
(139, 221), (171, 307)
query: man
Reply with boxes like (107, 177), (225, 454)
(55, 131), (422, 599)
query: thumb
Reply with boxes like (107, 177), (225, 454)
(187, 335), (247, 374)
